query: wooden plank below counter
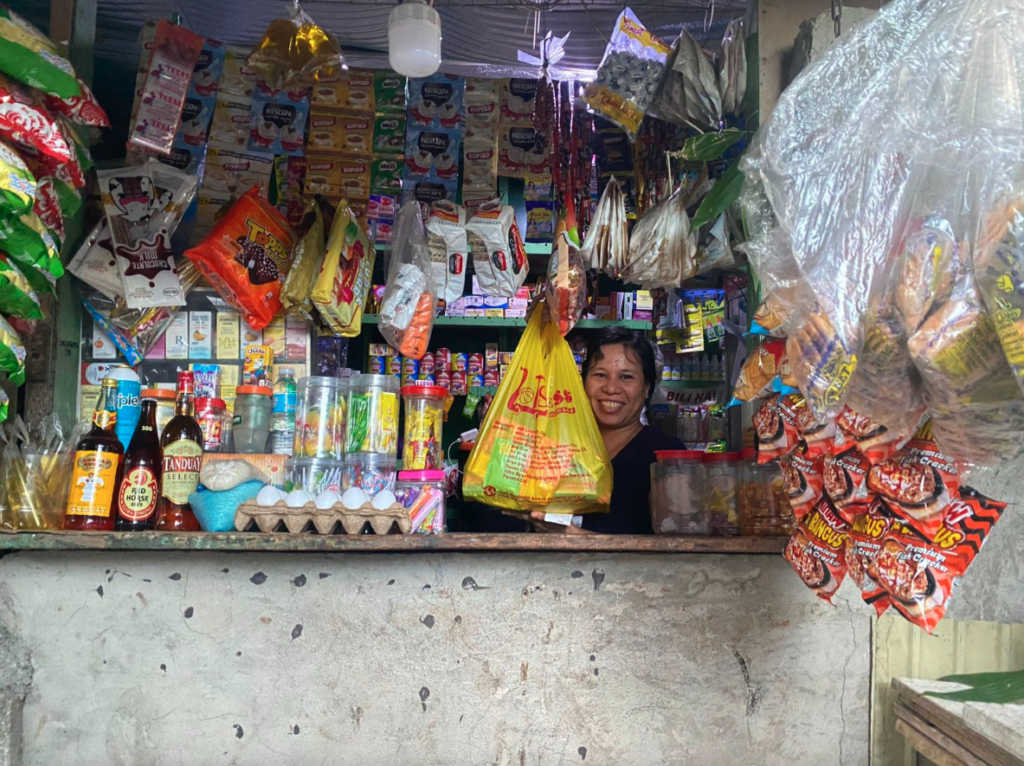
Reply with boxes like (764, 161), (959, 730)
(0, 531), (789, 554)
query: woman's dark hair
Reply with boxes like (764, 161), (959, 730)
(582, 327), (658, 400)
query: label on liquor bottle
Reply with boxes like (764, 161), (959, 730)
(118, 466), (159, 521)
(161, 439), (202, 504)
(66, 450), (119, 517)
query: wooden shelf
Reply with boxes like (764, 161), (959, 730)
(0, 531), (788, 554)
(360, 315), (652, 330)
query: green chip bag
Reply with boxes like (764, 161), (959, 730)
(0, 388), (8, 422)
(0, 254), (42, 319)
(0, 211), (61, 294)
(0, 139), (35, 212)
(0, 8), (81, 99)
(0, 314), (26, 385)
(51, 176), (81, 220)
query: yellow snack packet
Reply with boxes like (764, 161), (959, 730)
(312, 202), (375, 337)
(281, 199), (326, 322)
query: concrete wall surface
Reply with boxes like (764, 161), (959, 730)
(0, 551), (872, 766)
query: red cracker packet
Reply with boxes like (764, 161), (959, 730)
(844, 497), (892, 616)
(784, 496), (849, 604)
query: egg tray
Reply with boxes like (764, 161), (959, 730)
(234, 500), (413, 535)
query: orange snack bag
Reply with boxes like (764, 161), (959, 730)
(185, 187), (295, 331)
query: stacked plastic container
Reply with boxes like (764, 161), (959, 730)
(396, 385), (448, 533)
(285, 376), (348, 495)
(343, 374), (400, 497)
(737, 448), (794, 536)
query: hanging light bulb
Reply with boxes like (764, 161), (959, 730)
(388, 0), (442, 77)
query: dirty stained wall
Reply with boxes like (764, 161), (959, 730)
(1, 551), (872, 766)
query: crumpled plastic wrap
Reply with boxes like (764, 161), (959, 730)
(740, 0), (1024, 464)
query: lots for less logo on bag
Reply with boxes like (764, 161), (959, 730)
(507, 367), (576, 418)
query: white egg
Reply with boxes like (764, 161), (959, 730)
(285, 489), (312, 508)
(341, 487), (369, 510)
(372, 490), (396, 510)
(315, 490), (341, 510)
(256, 485), (286, 507)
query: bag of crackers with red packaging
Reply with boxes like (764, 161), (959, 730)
(185, 186), (296, 330)
(780, 442), (824, 522)
(844, 497), (892, 616)
(833, 406), (909, 465)
(823, 444), (873, 524)
(797, 404), (836, 460)
(754, 392), (804, 464)
(867, 487), (1005, 633)
(784, 496), (849, 604)
(867, 419), (961, 542)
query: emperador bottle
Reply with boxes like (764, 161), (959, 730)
(116, 399), (161, 531)
(64, 380), (124, 531)
(155, 371), (205, 531)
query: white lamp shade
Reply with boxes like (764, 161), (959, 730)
(388, 0), (442, 78)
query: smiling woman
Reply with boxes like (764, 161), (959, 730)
(531, 327), (686, 535)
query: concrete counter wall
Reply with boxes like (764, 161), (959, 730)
(1, 551), (871, 766)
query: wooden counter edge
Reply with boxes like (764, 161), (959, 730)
(0, 531), (788, 554)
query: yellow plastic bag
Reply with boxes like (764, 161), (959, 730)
(464, 307), (612, 514)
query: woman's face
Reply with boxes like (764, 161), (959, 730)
(584, 343), (647, 431)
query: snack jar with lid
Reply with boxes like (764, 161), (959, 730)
(343, 453), (398, 497)
(704, 451), (741, 536)
(285, 457), (345, 495)
(346, 374), (400, 456)
(195, 397), (231, 452)
(232, 385), (273, 453)
(649, 450), (709, 535)
(738, 448), (792, 536)
(294, 376), (348, 460)
(142, 388), (176, 439)
(395, 469), (446, 534)
(401, 385), (446, 471)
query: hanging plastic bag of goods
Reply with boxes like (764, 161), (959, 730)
(740, 0), (1024, 464)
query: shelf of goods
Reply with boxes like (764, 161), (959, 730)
(0, 532), (789, 554)
(361, 315), (653, 330)
(660, 380), (724, 392)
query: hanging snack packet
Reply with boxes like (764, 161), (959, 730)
(186, 186), (296, 330)
(247, 6), (344, 90)
(0, 210), (61, 294)
(844, 498), (893, 616)
(786, 308), (858, 422)
(425, 201), (468, 306)
(0, 314), (25, 384)
(867, 420), (961, 542)
(833, 406), (907, 465)
(730, 338), (788, 404)
(780, 443), (824, 522)
(97, 162), (197, 309)
(68, 222), (120, 300)
(869, 488), (1005, 633)
(379, 202), (435, 359)
(753, 392), (803, 464)
(43, 78), (110, 128)
(0, 254), (42, 319)
(580, 177), (628, 276)
(796, 405), (836, 459)
(545, 232), (587, 336)
(784, 496), (849, 605)
(0, 73), (71, 162)
(281, 198), (326, 322)
(583, 8), (671, 138)
(0, 7), (81, 99)
(822, 445), (872, 524)
(894, 215), (960, 333)
(129, 20), (204, 156)
(32, 177), (63, 244)
(750, 294), (787, 337)
(312, 203), (375, 337)
(466, 200), (527, 298)
(0, 140), (35, 211)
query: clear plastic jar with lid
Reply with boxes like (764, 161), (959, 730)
(739, 448), (792, 536)
(232, 385), (272, 453)
(293, 376), (348, 460)
(704, 452), (741, 536)
(395, 469), (446, 534)
(401, 385), (446, 471)
(650, 450), (709, 535)
(195, 397), (231, 452)
(346, 374), (400, 456)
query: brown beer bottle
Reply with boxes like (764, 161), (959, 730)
(116, 399), (162, 531)
(155, 371), (204, 531)
(64, 380), (124, 531)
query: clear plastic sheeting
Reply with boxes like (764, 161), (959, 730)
(741, 0), (1024, 464)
